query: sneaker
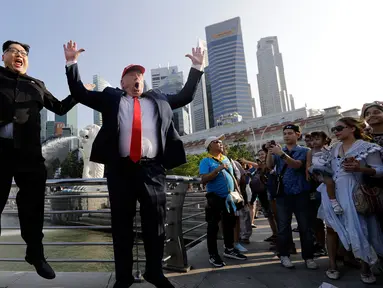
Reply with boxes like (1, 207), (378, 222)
(251, 224), (257, 228)
(234, 243), (248, 252)
(305, 259), (319, 270)
(209, 254), (226, 267)
(326, 269), (340, 280)
(223, 248), (247, 260)
(330, 199), (343, 215)
(264, 235), (277, 242)
(360, 273), (376, 284)
(314, 248), (328, 258)
(280, 256), (294, 268)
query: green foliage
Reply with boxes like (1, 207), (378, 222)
(60, 151), (84, 178)
(167, 139), (255, 177)
(168, 152), (208, 176)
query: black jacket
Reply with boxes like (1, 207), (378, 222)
(65, 63), (203, 169)
(0, 66), (77, 155)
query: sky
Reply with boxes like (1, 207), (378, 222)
(2, 0), (383, 130)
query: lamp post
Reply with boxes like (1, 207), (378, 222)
(259, 116), (289, 150)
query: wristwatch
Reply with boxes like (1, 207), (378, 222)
(280, 153), (287, 160)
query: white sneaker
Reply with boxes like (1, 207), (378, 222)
(361, 273), (376, 284)
(280, 256), (294, 268)
(234, 243), (248, 252)
(305, 259), (318, 270)
(331, 200), (343, 215)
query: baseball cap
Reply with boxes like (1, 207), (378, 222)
(283, 124), (301, 133)
(204, 134), (225, 148)
(121, 64), (145, 79)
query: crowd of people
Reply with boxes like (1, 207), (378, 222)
(200, 101), (383, 284)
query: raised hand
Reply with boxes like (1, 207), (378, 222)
(84, 83), (96, 91)
(185, 47), (204, 66)
(63, 40), (85, 62)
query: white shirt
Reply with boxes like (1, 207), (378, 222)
(119, 96), (159, 158)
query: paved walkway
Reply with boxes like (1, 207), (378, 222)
(0, 217), (382, 287)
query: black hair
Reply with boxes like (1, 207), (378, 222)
(310, 131), (331, 145)
(2, 40), (30, 53)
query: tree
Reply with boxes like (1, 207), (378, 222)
(168, 153), (208, 177)
(60, 151), (84, 178)
(227, 138), (255, 161)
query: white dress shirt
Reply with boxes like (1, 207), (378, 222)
(119, 96), (159, 158)
(0, 123), (13, 139)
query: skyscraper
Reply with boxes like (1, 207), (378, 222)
(54, 114), (67, 126)
(256, 36), (292, 116)
(93, 75), (111, 126)
(190, 39), (210, 132)
(40, 108), (48, 142)
(205, 17), (253, 125)
(151, 66), (191, 135)
(67, 106), (78, 136)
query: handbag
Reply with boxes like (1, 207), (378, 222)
(352, 174), (383, 214)
(211, 157), (244, 204)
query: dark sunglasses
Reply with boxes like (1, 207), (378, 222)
(211, 140), (222, 144)
(331, 125), (347, 133)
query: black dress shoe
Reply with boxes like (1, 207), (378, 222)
(113, 278), (134, 288)
(143, 274), (174, 288)
(25, 256), (56, 280)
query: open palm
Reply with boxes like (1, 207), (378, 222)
(185, 47), (205, 66)
(63, 40), (85, 62)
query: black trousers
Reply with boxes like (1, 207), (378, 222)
(205, 193), (236, 256)
(106, 157), (167, 282)
(0, 138), (46, 260)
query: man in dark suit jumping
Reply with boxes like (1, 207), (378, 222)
(63, 40), (203, 288)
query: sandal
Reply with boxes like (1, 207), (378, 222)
(326, 269), (340, 280)
(360, 273), (376, 284)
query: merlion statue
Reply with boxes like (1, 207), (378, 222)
(78, 124), (104, 178)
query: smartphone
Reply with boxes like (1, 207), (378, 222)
(344, 157), (355, 163)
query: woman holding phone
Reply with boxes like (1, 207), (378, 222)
(317, 117), (383, 284)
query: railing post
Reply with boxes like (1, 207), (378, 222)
(163, 182), (191, 272)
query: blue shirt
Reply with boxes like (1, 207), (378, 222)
(199, 156), (234, 198)
(273, 145), (310, 195)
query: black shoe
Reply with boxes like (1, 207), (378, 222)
(113, 278), (134, 288)
(209, 254), (226, 267)
(314, 248), (328, 258)
(264, 235), (277, 242)
(223, 248), (247, 260)
(143, 273), (174, 288)
(25, 256), (56, 279)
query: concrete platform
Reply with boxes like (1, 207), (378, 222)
(0, 217), (382, 287)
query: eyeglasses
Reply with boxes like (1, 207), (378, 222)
(331, 125), (347, 133)
(5, 48), (28, 57)
(211, 140), (222, 144)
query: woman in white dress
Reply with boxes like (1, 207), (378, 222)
(317, 117), (383, 284)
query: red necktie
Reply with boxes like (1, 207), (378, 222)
(130, 96), (142, 162)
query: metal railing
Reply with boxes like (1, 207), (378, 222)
(1, 176), (207, 280)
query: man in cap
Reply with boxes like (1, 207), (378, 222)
(265, 124), (317, 270)
(0, 40), (78, 280)
(63, 40), (204, 288)
(199, 135), (247, 268)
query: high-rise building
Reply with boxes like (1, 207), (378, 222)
(205, 66), (214, 129)
(46, 121), (55, 139)
(289, 94), (295, 110)
(40, 108), (48, 142)
(67, 106), (78, 136)
(256, 36), (292, 116)
(190, 39), (210, 132)
(205, 17), (253, 125)
(93, 75), (112, 126)
(151, 66), (191, 135)
(55, 114), (67, 126)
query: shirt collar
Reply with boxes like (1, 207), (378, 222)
(207, 153), (225, 162)
(283, 145), (300, 152)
